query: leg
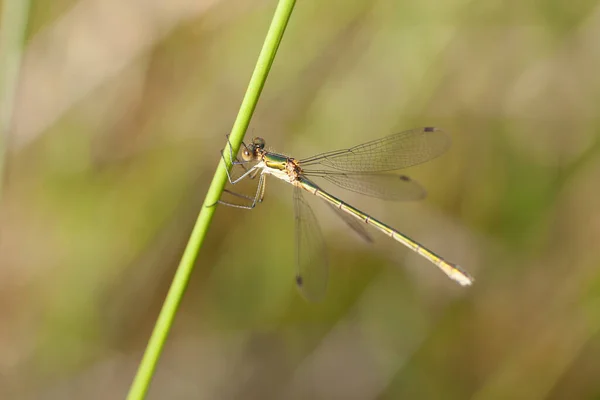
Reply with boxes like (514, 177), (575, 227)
(220, 135), (252, 183)
(221, 150), (253, 184)
(222, 189), (256, 202)
(228, 164), (259, 185)
(226, 135), (253, 169)
(223, 134), (247, 166)
(218, 150), (259, 186)
(216, 173), (266, 209)
(258, 174), (267, 202)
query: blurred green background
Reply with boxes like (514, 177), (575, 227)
(2, 0), (600, 398)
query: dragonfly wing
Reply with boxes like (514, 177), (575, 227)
(300, 127), (450, 173)
(293, 186), (329, 301)
(326, 202), (373, 243)
(307, 172), (426, 201)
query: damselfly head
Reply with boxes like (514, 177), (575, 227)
(242, 137), (266, 161)
(242, 137), (265, 161)
(252, 137), (266, 149)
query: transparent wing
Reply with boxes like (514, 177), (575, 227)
(293, 186), (329, 302)
(304, 171), (426, 201)
(299, 127), (450, 173)
(326, 202), (373, 243)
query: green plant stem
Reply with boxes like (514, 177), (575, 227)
(0, 0), (30, 199)
(126, 1), (297, 399)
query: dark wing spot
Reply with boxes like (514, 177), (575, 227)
(295, 275), (303, 287)
(399, 175), (411, 181)
(424, 127), (435, 132)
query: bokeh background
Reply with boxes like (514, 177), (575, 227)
(2, 0), (600, 398)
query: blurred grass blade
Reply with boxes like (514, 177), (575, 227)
(126, 1), (297, 399)
(0, 0), (31, 198)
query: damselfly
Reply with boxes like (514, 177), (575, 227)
(219, 127), (473, 300)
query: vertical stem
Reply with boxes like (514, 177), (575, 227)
(126, 1), (297, 399)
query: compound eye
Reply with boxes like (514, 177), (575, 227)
(254, 137), (265, 149)
(241, 148), (253, 161)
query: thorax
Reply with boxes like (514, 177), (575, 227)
(260, 152), (302, 183)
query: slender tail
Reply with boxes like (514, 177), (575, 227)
(298, 179), (474, 286)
